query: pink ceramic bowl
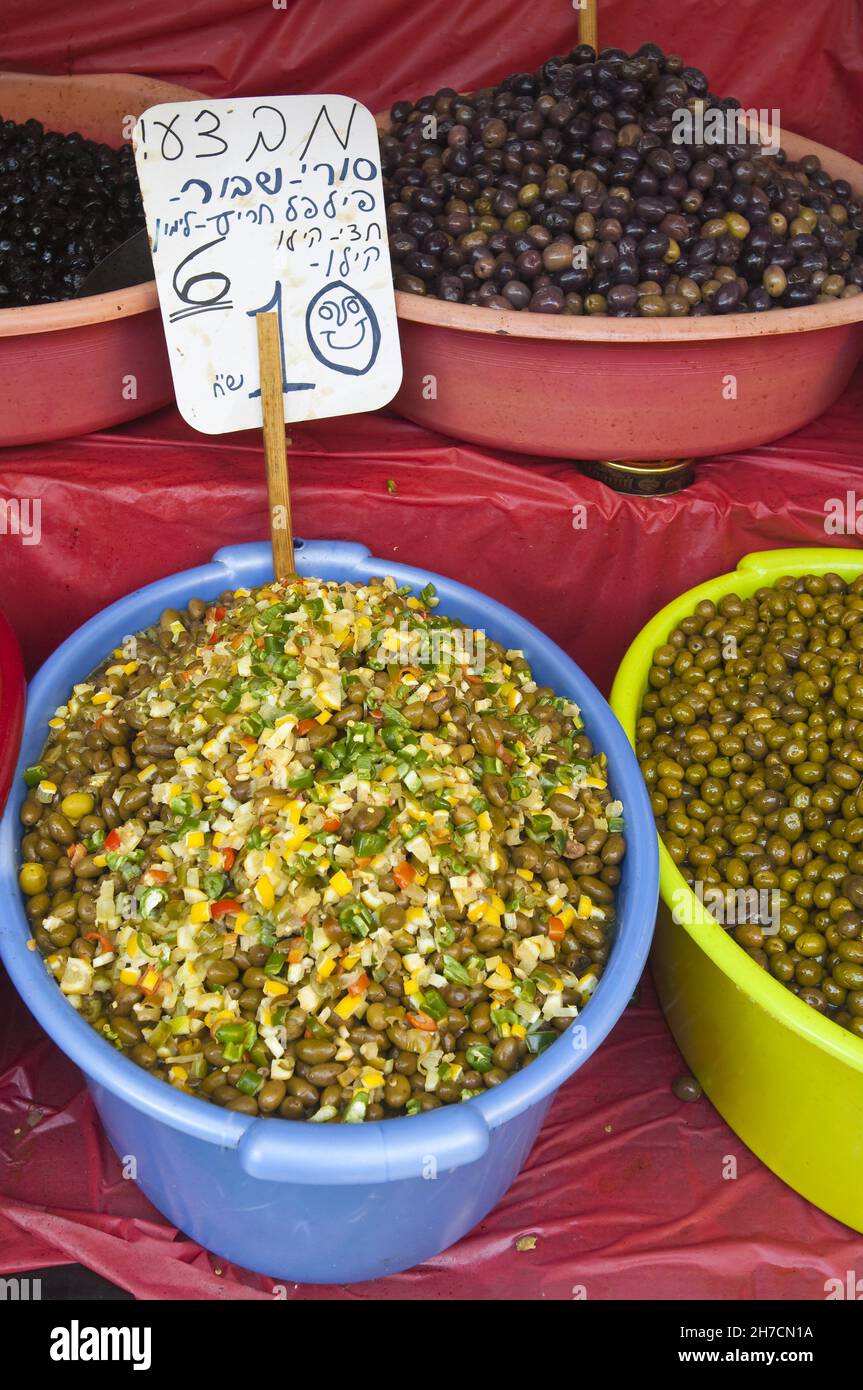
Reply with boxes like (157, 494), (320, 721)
(0, 73), (198, 446)
(386, 127), (863, 461)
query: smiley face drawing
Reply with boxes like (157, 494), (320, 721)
(305, 280), (381, 376)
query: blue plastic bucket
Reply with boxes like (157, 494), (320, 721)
(0, 541), (658, 1283)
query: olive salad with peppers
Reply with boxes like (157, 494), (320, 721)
(19, 575), (624, 1122)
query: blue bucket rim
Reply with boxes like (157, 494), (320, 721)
(0, 540), (658, 1179)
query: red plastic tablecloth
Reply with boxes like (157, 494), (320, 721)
(1, 375), (862, 689)
(2, 0), (863, 1301)
(3, 964), (863, 1302)
(1, 385), (863, 1300)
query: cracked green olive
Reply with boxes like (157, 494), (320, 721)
(638, 570), (863, 1035)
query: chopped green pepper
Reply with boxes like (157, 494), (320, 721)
(139, 886), (167, 919)
(202, 871), (226, 899)
(352, 830), (389, 858)
(442, 954), (472, 986)
(465, 1043), (493, 1073)
(339, 904), (376, 939)
(420, 988), (448, 1021)
(343, 1091), (369, 1123)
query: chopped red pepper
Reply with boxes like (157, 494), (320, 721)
(322, 817), (341, 832)
(211, 898), (244, 920)
(348, 972), (369, 996)
(393, 860), (416, 889)
(548, 915), (566, 943)
(221, 847), (236, 872)
(103, 829), (121, 852)
(212, 606), (226, 621)
(85, 931), (114, 954)
(406, 1011), (438, 1032)
(296, 717), (317, 735)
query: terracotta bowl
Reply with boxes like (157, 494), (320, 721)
(381, 121), (863, 461)
(0, 73), (199, 446)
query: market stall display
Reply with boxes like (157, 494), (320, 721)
(0, 73), (197, 446)
(1, 0), (861, 1303)
(0, 540), (658, 1283)
(612, 548), (863, 1235)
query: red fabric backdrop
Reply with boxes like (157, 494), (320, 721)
(1, 0), (863, 1300)
(3, 0), (863, 158)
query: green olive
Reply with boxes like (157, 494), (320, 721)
(638, 572), (863, 1036)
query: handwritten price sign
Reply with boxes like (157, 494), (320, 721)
(133, 95), (402, 433)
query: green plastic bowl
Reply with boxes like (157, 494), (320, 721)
(611, 547), (863, 1232)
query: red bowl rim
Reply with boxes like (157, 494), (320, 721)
(0, 282), (159, 338)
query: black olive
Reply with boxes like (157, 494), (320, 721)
(0, 115), (145, 306)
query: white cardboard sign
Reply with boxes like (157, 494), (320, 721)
(133, 95), (402, 434)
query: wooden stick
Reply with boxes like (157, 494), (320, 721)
(579, 0), (599, 52)
(256, 310), (295, 581)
